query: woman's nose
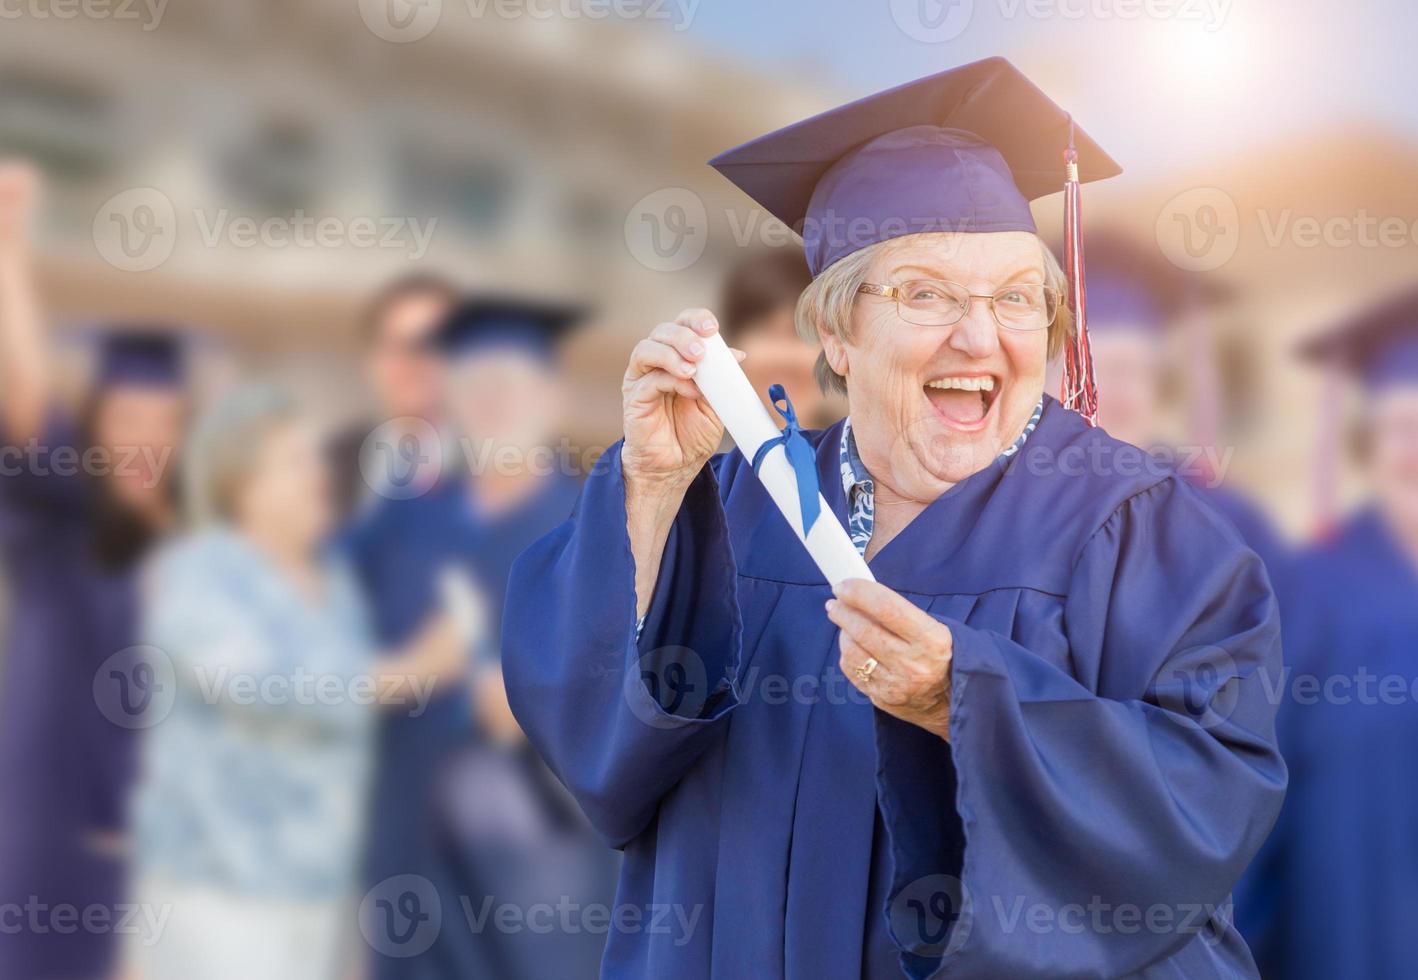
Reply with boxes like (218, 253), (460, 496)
(946, 302), (1000, 359)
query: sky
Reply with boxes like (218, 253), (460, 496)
(681, 0), (1418, 175)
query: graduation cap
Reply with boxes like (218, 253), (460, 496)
(95, 327), (187, 388)
(1301, 285), (1418, 391)
(433, 298), (587, 363)
(1076, 231), (1193, 335)
(709, 56), (1122, 423)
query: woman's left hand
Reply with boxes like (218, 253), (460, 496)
(828, 579), (953, 740)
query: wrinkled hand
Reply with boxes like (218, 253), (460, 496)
(828, 579), (954, 740)
(0, 161), (40, 252)
(621, 308), (744, 492)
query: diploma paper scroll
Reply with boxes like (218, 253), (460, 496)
(693, 332), (875, 586)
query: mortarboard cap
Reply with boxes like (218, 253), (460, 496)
(1301, 285), (1418, 391)
(1080, 230), (1235, 337)
(709, 56), (1121, 278)
(433, 298), (587, 362)
(96, 327), (186, 388)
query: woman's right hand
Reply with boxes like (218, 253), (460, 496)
(620, 308), (742, 491)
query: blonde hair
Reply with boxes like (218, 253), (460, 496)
(794, 233), (1073, 395)
(182, 383), (298, 528)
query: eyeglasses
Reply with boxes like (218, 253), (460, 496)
(857, 280), (1060, 331)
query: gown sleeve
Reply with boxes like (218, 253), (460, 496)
(875, 476), (1287, 979)
(0, 411), (89, 545)
(502, 441), (743, 848)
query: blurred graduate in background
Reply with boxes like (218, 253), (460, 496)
(718, 245), (842, 428)
(346, 298), (614, 979)
(330, 273), (458, 519)
(1235, 288), (1418, 979)
(0, 162), (188, 979)
(1083, 229), (1288, 578)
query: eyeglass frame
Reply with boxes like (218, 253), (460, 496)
(857, 280), (1061, 331)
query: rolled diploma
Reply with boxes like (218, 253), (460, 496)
(694, 332), (874, 585)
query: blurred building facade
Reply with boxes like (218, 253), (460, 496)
(0, 0), (835, 438)
(4, 2), (1418, 531)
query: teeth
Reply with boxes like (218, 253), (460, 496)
(925, 376), (995, 392)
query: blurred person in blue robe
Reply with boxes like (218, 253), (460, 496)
(346, 297), (615, 979)
(329, 273), (458, 520)
(502, 59), (1285, 979)
(0, 162), (189, 980)
(1080, 230), (1288, 578)
(127, 383), (468, 980)
(1234, 287), (1418, 979)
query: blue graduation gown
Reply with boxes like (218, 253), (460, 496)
(0, 418), (138, 979)
(346, 471), (613, 980)
(1189, 482), (1289, 598)
(1235, 509), (1418, 979)
(503, 397), (1286, 979)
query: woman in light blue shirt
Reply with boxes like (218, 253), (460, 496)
(128, 384), (468, 980)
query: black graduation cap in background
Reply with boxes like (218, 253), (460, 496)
(96, 326), (187, 388)
(1300, 284), (1418, 391)
(433, 298), (588, 361)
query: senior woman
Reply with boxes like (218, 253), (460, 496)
(503, 59), (1284, 979)
(128, 384), (469, 980)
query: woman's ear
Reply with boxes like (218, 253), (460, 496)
(818, 322), (849, 379)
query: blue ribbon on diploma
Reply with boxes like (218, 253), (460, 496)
(750, 384), (821, 535)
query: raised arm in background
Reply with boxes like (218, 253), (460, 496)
(0, 162), (50, 444)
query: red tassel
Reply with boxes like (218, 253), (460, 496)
(1061, 120), (1098, 426)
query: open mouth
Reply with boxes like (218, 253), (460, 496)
(923, 374), (1002, 430)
